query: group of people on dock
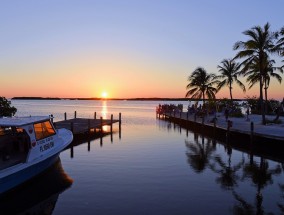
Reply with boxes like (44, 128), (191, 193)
(156, 104), (183, 115)
(156, 101), (244, 122)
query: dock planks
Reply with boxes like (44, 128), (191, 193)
(54, 118), (119, 134)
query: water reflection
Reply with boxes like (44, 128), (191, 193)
(233, 157), (282, 214)
(185, 131), (284, 214)
(0, 159), (73, 214)
(185, 133), (215, 173)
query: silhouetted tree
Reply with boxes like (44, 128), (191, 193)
(234, 22), (278, 124)
(186, 67), (218, 104)
(215, 59), (246, 101)
(0, 97), (17, 117)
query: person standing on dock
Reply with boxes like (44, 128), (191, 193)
(246, 105), (250, 121)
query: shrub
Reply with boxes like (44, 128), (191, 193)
(0, 97), (17, 117)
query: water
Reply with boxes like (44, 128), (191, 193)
(2, 100), (284, 214)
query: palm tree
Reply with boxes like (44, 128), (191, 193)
(215, 59), (246, 101)
(275, 26), (284, 63)
(233, 22), (278, 125)
(185, 67), (218, 104)
(243, 56), (283, 113)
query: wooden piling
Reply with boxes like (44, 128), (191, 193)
(88, 119), (91, 134)
(64, 112), (67, 121)
(250, 122), (254, 143)
(110, 114), (113, 133)
(74, 111), (77, 119)
(119, 113), (122, 128)
(213, 119), (216, 136)
(94, 112), (96, 119)
(71, 122), (74, 133)
(100, 117), (103, 133)
(51, 114), (53, 123)
(70, 146), (74, 158)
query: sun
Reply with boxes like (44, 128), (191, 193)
(101, 91), (108, 98)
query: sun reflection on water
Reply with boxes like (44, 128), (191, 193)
(101, 101), (108, 131)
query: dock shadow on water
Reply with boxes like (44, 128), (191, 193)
(0, 159), (73, 214)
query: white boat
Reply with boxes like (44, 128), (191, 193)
(0, 116), (73, 194)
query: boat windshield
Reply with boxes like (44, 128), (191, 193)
(0, 126), (30, 170)
(34, 120), (56, 141)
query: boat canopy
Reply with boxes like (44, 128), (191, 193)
(0, 116), (51, 127)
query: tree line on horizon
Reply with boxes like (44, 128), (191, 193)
(186, 22), (284, 125)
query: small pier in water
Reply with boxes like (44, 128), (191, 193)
(54, 111), (121, 135)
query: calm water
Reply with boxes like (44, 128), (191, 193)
(2, 100), (284, 214)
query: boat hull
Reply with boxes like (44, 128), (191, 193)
(0, 153), (59, 194)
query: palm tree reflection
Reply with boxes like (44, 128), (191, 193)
(232, 157), (281, 214)
(210, 154), (243, 190)
(185, 133), (215, 173)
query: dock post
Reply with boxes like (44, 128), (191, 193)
(70, 145), (74, 158)
(119, 113), (122, 128)
(94, 112), (96, 119)
(226, 120), (231, 143)
(88, 140), (90, 151)
(213, 119), (216, 136)
(74, 111), (77, 119)
(64, 112), (67, 121)
(50, 114), (54, 123)
(110, 114), (113, 133)
(71, 122), (74, 133)
(118, 113), (122, 139)
(100, 117), (103, 133)
(250, 122), (254, 143)
(88, 119), (91, 134)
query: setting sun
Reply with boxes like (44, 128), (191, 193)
(101, 91), (108, 98)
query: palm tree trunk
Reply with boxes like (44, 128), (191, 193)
(229, 83), (233, 101)
(259, 73), (266, 125)
(265, 86), (268, 114)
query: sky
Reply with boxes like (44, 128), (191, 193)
(0, 0), (284, 99)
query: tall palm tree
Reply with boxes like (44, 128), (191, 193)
(244, 56), (283, 113)
(185, 67), (218, 104)
(215, 59), (246, 101)
(233, 22), (278, 124)
(275, 26), (284, 63)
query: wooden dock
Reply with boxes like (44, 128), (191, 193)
(53, 112), (121, 135)
(157, 110), (284, 145)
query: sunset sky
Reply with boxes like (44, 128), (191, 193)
(1, 1), (283, 99)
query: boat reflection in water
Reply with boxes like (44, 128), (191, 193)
(0, 158), (73, 214)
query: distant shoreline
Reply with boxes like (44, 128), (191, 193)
(11, 97), (246, 101)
